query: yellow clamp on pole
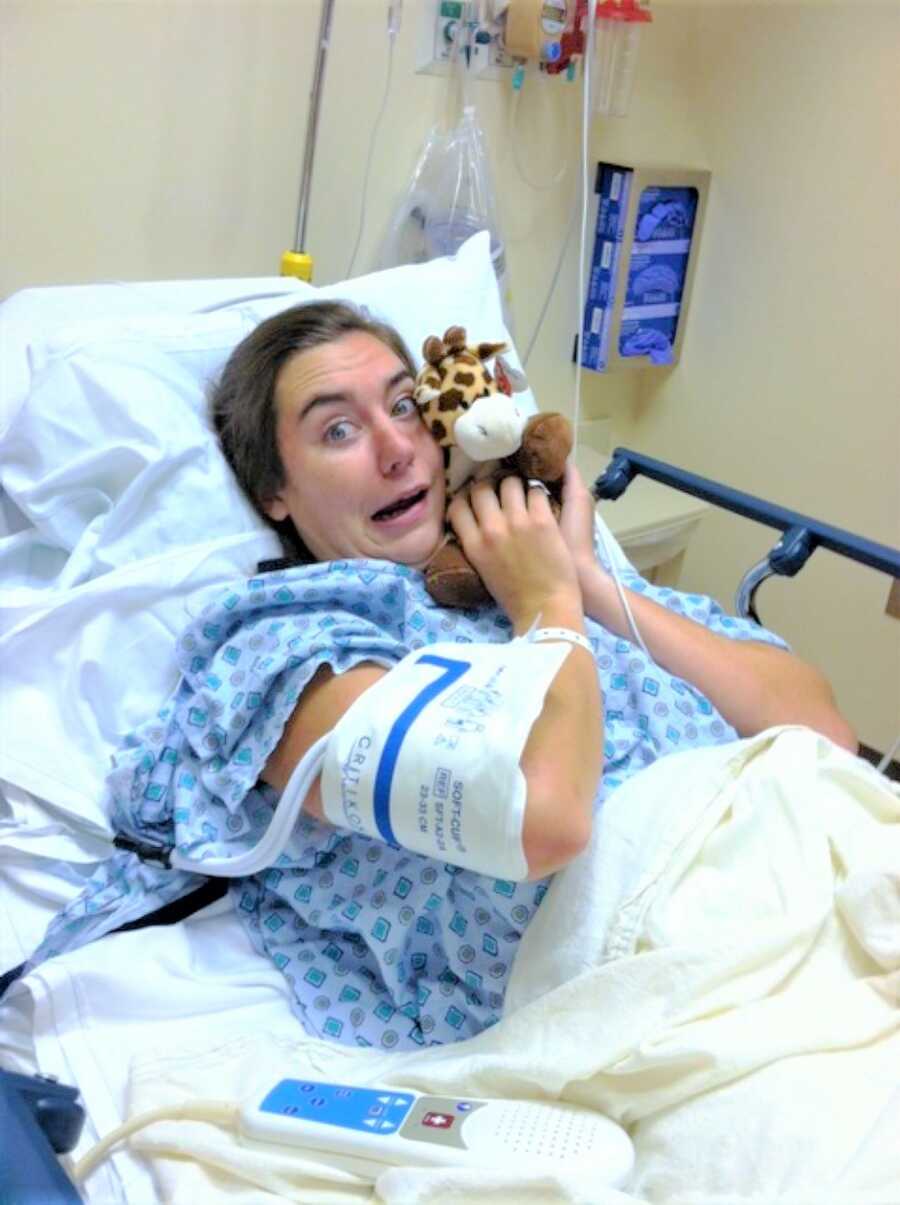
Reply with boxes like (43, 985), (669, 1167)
(280, 250), (314, 282)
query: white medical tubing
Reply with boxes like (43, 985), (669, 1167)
(346, 8), (398, 277)
(522, 196), (577, 366)
(387, 0), (402, 37)
(169, 734), (330, 878)
(509, 69), (568, 191)
(573, 5), (649, 660)
(572, 0), (595, 462)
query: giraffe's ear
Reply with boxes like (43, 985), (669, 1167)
(494, 354), (528, 395)
(475, 340), (507, 364)
(423, 335), (446, 365)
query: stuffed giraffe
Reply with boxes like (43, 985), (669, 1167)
(414, 325), (573, 608)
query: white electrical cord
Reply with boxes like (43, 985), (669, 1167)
(73, 1100), (239, 1184)
(345, 4), (399, 278)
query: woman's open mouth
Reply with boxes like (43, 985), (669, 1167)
(371, 487), (429, 528)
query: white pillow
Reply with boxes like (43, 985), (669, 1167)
(0, 233), (531, 588)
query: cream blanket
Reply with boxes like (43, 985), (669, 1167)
(123, 727), (900, 1203)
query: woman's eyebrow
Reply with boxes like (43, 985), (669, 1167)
(298, 391), (350, 421)
(383, 368), (414, 395)
(298, 368), (413, 421)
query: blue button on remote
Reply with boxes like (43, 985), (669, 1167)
(258, 1080), (416, 1135)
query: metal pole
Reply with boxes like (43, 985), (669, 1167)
(292, 0), (336, 254)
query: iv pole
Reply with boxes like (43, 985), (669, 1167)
(281, 0), (336, 282)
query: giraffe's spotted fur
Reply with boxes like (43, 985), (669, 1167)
(412, 327), (573, 607)
(413, 327), (509, 501)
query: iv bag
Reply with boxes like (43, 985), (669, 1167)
(377, 107), (513, 330)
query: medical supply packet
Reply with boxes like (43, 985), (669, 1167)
(579, 163), (709, 372)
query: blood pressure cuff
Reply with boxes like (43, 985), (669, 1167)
(320, 638), (572, 880)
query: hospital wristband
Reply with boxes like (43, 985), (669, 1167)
(531, 627), (593, 654)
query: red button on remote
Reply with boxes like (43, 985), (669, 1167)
(422, 1112), (455, 1129)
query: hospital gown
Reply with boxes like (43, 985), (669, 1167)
(27, 555), (788, 1051)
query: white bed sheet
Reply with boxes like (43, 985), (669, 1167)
(0, 893), (295, 1205)
(2, 727), (899, 1204)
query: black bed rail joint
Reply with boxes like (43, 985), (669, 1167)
(768, 526), (815, 577)
(726, 525), (818, 622)
(591, 450), (635, 502)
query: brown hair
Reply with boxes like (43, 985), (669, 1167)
(210, 300), (416, 560)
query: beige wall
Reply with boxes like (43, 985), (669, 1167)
(2, 1), (898, 749)
(583, 1), (900, 752)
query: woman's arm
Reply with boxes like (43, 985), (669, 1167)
(559, 463), (857, 752)
(261, 660), (386, 822)
(261, 475), (604, 880)
(448, 475), (603, 877)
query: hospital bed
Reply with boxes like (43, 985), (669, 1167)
(2, 235), (899, 1204)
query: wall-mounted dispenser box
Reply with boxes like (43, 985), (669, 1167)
(578, 163), (710, 372)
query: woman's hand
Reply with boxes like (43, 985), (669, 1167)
(448, 475), (582, 630)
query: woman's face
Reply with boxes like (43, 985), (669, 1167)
(264, 332), (446, 567)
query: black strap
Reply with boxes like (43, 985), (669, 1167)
(0, 961), (25, 1000)
(257, 556), (301, 574)
(0, 878), (229, 1002)
(114, 877), (228, 933)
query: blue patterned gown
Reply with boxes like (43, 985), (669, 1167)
(28, 555), (787, 1050)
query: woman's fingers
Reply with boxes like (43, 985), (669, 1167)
(558, 461), (596, 564)
(524, 478), (554, 516)
(485, 474), (553, 518)
(500, 473), (536, 521)
(447, 473), (582, 625)
(467, 477), (502, 524)
(450, 475), (555, 537)
(562, 460), (590, 505)
(446, 483), (477, 541)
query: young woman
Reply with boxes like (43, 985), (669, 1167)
(198, 300), (855, 1049)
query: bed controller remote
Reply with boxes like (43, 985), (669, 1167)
(239, 1076), (634, 1184)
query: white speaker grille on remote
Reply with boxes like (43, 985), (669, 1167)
(464, 1099), (632, 1174)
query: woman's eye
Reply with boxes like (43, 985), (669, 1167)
(324, 420), (354, 444)
(393, 395), (417, 418)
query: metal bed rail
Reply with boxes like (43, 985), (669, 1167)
(593, 447), (900, 623)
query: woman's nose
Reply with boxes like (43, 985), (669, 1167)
(375, 418), (416, 476)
